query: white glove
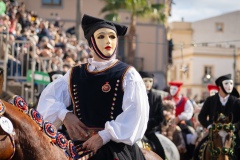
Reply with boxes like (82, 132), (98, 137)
(207, 125), (212, 129)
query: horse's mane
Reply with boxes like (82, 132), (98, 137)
(0, 95), (78, 160)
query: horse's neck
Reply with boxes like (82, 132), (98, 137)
(5, 102), (41, 143)
(3, 101), (67, 160)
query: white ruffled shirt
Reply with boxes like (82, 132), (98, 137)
(37, 58), (149, 145)
(171, 95), (194, 121)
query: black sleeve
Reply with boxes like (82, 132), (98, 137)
(233, 99), (240, 131)
(147, 94), (164, 131)
(198, 97), (212, 128)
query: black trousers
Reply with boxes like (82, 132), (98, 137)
(89, 141), (146, 160)
(179, 123), (195, 160)
(145, 132), (166, 160)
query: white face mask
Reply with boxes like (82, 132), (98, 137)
(222, 79), (234, 94)
(142, 78), (154, 91)
(94, 28), (117, 57)
(209, 89), (218, 96)
(170, 86), (179, 96)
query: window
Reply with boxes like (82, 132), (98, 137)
(42, 0), (62, 6)
(202, 66), (213, 84)
(236, 70), (240, 85)
(204, 66), (212, 76)
(215, 23), (224, 32)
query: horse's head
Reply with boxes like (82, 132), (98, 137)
(215, 113), (232, 124)
(208, 113), (235, 159)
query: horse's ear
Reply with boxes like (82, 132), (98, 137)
(224, 112), (233, 123)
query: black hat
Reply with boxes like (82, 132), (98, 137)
(81, 14), (128, 46)
(48, 70), (66, 82)
(139, 71), (154, 78)
(215, 74), (232, 86)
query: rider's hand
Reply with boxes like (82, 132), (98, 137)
(63, 112), (88, 140)
(207, 124), (212, 129)
(177, 144), (186, 153)
(83, 134), (103, 154)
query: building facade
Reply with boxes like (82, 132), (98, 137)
(169, 11), (240, 101)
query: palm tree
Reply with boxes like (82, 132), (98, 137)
(100, 0), (166, 65)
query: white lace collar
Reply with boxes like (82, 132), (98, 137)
(88, 58), (117, 71)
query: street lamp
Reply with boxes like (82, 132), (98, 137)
(202, 67), (213, 84)
(202, 73), (212, 84)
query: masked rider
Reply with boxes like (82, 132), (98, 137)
(164, 81), (196, 160)
(195, 74), (240, 160)
(37, 14), (149, 160)
(139, 71), (166, 159)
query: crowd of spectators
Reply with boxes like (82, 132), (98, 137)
(0, 0), (92, 77)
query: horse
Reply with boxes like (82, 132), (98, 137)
(198, 113), (235, 160)
(137, 132), (180, 160)
(0, 95), (162, 160)
(141, 148), (163, 160)
(0, 96), (77, 160)
(156, 132), (180, 160)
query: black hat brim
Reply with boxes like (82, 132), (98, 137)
(139, 71), (154, 78)
(215, 74), (232, 86)
(81, 14), (128, 46)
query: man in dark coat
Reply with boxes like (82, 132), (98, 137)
(139, 71), (166, 159)
(194, 74), (240, 160)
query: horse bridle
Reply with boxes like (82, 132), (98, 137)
(0, 100), (16, 160)
(208, 122), (235, 158)
(198, 122), (236, 160)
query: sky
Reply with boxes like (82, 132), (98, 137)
(168, 0), (240, 22)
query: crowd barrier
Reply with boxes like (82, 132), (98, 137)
(0, 28), (63, 106)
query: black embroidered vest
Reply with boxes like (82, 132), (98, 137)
(69, 60), (131, 128)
